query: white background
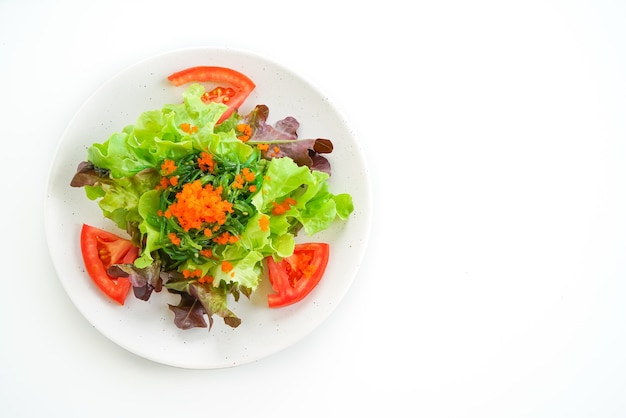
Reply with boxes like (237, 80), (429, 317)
(2, 0), (626, 416)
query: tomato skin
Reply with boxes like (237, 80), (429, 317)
(167, 66), (255, 123)
(167, 66), (255, 89)
(80, 224), (139, 305)
(266, 243), (330, 308)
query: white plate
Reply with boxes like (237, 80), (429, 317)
(44, 47), (372, 369)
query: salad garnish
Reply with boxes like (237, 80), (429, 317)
(70, 66), (353, 331)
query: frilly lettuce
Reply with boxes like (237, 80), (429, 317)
(87, 84), (228, 178)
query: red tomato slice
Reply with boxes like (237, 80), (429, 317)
(266, 243), (330, 308)
(80, 224), (139, 305)
(167, 66), (256, 124)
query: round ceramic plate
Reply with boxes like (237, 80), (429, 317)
(44, 47), (371, 369)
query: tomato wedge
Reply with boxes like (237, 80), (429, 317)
(80, 224), (139, 305)
(266, 243), (330, 308)
(167, 66), (256, 124)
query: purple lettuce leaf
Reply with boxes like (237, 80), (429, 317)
(108, 261), (163, 301)
(242, 105), (335, 175)
(70, 161), (106, 187)
(165, 281), (242, 331)
(189, 283), (242, 330)
(243, 104), (299, 140)
(168, 291), (209, 330)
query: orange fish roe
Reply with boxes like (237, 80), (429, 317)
(169, 233), (181, 246)
(165, 180), (233, 231)
(231, 167), (255, 190)
(182, 269), (203, 279)
(258, 214), (270, 231)
(241, 167), (255, 182)
(200, 249), (213, 258)
(236, 124), (252, 142)
(256, 143), (269, 152)
(271, 197), (297, 215)
(198, 152), (216, 174)
(198, 275), (214, 284)
(248, 185), (257, 192)
(157, 176), (170, 190)
(269, 146), (281, 157)
(221, 261), (233, 273)
(180, 123), (198, 134)
(231, 174), (245, 189)
(161, 159), (177, 175)
(169, 176), (179, 186)
(212, 231), (239, 245)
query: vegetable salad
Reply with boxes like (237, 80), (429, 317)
(71, 67), (353, 331)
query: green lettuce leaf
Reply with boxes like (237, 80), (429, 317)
(251, 157), (354, 236)
(135, 188), (164, 268)
(87, 84), (227, 178)
(84, 168), (159, 233)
